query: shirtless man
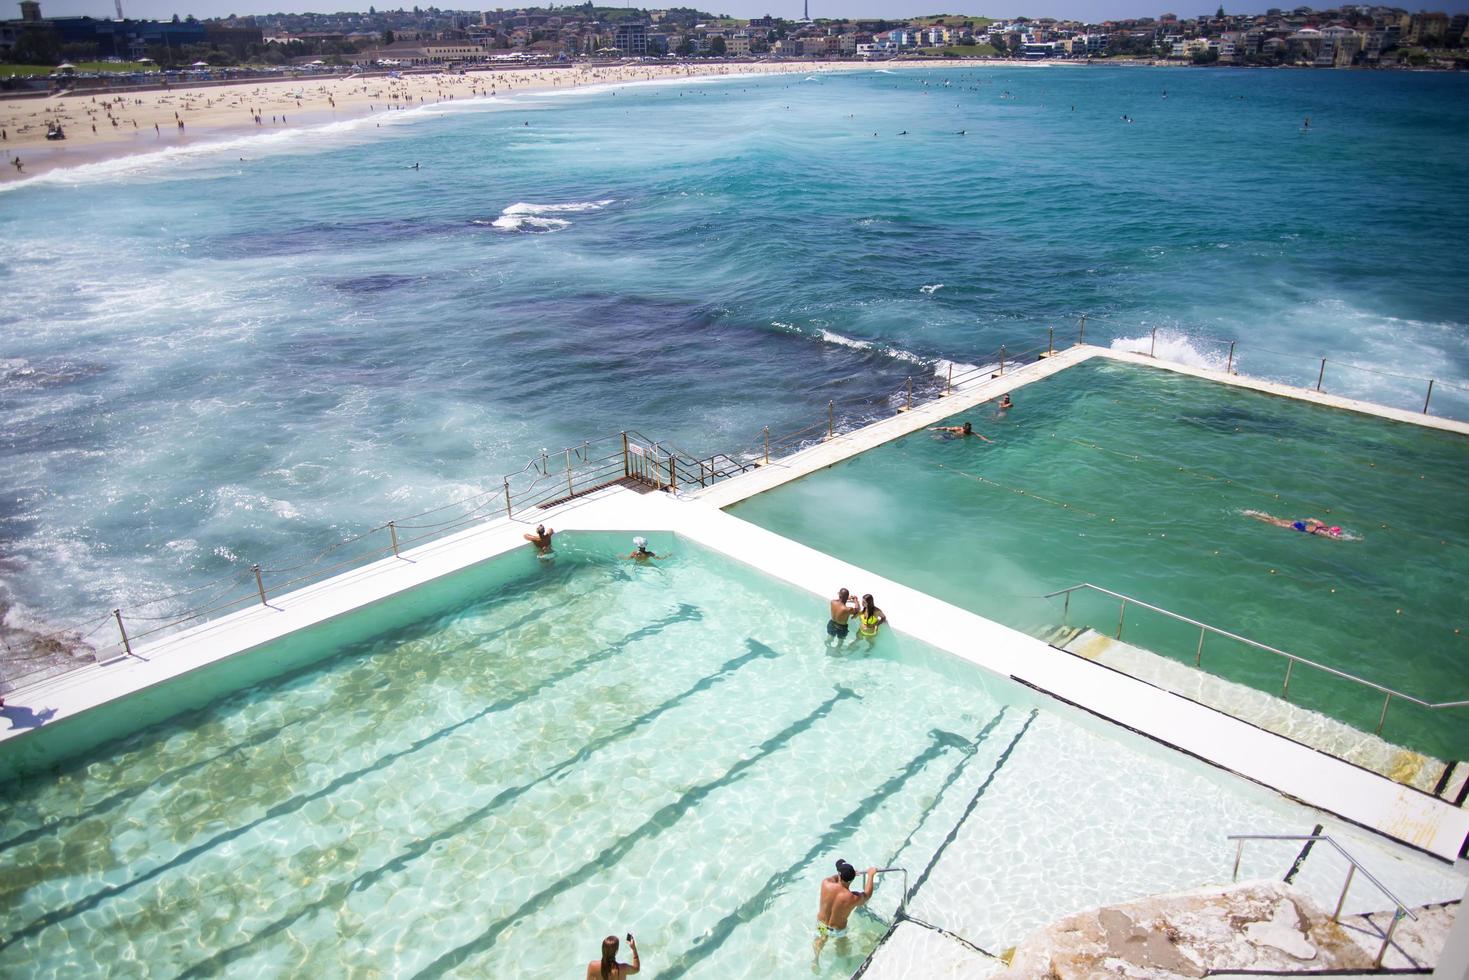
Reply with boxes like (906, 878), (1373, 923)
(929, 421), (991, 442)
(826, 588), (858, 648)
(813, 859), (876, 968)
(523, 524), (554, 555)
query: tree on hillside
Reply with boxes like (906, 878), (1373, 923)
(382, 29), (395, 44)
(709, 35), (726, 54)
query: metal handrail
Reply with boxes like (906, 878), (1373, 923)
(1228, 834), (1414, 967)
(1044, 583), (1469, 734)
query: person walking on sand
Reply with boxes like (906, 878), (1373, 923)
(813, 860), (876, 968)
(826, 587), (858, 648)
(587, 934), (639, 979)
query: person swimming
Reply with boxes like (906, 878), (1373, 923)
(626, 536), (663, 562)
(1245, 511), (1343, 538)
(997, 393), (1013, 412)
(929, 421), (991, 442)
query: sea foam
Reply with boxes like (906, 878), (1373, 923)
(483, 198), (614, 232)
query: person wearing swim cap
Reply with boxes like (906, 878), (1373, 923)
(1245, 511), (1345, 538)
(625, 536), (663, 562)
(814, 859), (877, 967)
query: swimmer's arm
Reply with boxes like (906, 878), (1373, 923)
(523, 533), (539, 544)
(862, 867), (878, 901)
(976, 433), (992, 443)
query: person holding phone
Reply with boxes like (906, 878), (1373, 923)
(587, 933), (639, 979)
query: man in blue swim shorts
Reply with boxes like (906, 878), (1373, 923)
(827, 588), (857, 648)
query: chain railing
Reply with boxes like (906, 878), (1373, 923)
(6, 318), (1466, 696)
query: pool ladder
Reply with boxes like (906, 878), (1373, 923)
(1229, 834), (1416, 967)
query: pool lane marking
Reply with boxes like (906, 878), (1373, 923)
(0, 603), (704, 954)
(407, 687), (861, 980)
(654, 721), (1000, 980)
(1282, 823), (1324, 885)
(172, 637), (786, 978)
(933, 462), (1099, 517)
(0, 592), (570, 857)
(878, 707), (1010, 895)
(905, 709), (1038, 905)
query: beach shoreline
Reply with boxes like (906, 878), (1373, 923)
(0, 60), (917, 183)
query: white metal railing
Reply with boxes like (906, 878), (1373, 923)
(1228, 834), (1416, 967)
(1044, 583), (1469, 735)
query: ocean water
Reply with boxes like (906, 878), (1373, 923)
(3, 65), (1468, 635)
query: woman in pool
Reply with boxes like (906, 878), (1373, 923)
(587, 934), (638, 979)
(1244, 511), (1344, 538)
(857, 594), (888, 648)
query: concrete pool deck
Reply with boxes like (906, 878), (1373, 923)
(4, 482), (1467, 863)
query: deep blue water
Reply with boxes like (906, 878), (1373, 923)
(2, 65), (1468, 630)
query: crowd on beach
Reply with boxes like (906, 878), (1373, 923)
(0, 61), (860, 181)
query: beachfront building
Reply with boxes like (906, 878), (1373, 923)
(1315, 25), (1363, 65)
(612, 21), (648, 57)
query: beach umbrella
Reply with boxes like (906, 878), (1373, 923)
(191, 60), (209, 67)
(57, 62), (76, 70)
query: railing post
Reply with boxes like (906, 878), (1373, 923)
(503, 478), (512, 517)
(1282, 659), (1294, 700)
(1149, 326), (1157, 358)
(1062, 591), (1070, 625)
(1332, 864), (1356, 922)
(1226, 341), (1235, 375)
(998, 345), (1006, 374)
(253, 564), (268, 606)
(1376, 692), (1391, 734)
(904, 376), (913, 412)
(1316, 357), (1326, 391)
(621, 431), (629, 477)
(1231, 839), (1243, 882)
(827, 400), (834, 439)
(1078, 314), (1086, 346)
(1423, 379), (1434, 415)
(1375, 908), (1403, 967)
(763, 426), (770, 465)
(668, 454), (677, 490)
(1195, 627), (1205, 667)
(946, 361), (953, 394)
(1115, 598), (1127, 640)
(113, 607), (133, 657)
(1048, 326), (1054, 357)
(565, 447), (574, 499)
(389, 521), (399, 558)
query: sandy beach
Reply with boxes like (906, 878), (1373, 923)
(0, 60), (887, 182)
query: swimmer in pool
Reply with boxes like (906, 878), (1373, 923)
(929, 421), (991, 442)
(626, 536), (664, 562)
(997, 393), (1013, 412)
(814, 859), (876, 969)
(1245, 511), (1343, 538)
(523, 524), (554, 555)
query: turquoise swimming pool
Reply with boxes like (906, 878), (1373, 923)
(0, 531), (1454, 978)
(729, 359), (1469, 761)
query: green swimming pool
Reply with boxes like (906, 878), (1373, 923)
(728, 359), (1469, 761)
(9, 530), (1447, 979)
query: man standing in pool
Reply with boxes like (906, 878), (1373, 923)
(929, 421), (991, 442)
(826, 588), (858, 648)
(813, 859), (877, 968)
(523, 524), (555, 556)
